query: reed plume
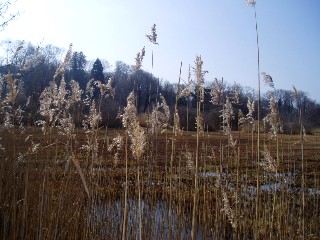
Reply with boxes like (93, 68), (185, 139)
(264, 94), (283, 139)
(210, 78), (223, 105)
(53, 43), (72, 80)
(261, 72), (274, 88)
(4, 71), (18, 105)
(146, 24), (159, 46)
(246, 0), (256, 7)
(260, 145), (277, 172)
(148, 94), (170, 134)
(133, 47), (146, 72)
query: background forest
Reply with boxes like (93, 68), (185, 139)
(1, 40), (319, 134)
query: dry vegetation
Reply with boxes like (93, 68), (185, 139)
(0, 126), (319, 239)
(1, 4), (320, 239)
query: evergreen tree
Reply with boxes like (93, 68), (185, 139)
(70, 51), (88, 89)
(90, 58), (104, 81)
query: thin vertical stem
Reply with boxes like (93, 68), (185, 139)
(192, 68), (201, 240)
(138, 160), (142, 240)
(122, 133), (128, 240)
(299, 102), (305, 238)
(254, 6), (261, 238)
(169, 61), (182, 240)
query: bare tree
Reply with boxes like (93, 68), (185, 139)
(0, 0), (19, 31)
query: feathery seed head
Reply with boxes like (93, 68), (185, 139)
(221, 190), (237, 229)
(302, 125), (307, 142)
(221, 98), (234, 128)
(130, 121), (146, 160)
(85, 79), (95, 99)
(179, 65), (193, 98)
(105, 78), (115, 98)
(121, 91), (138, 132)
(39, 82), (56, 122)
(57, 76), (68, 108)
(195, 112), (204, 133)
(194, 55), (207, 102)
(291, 85), (300, 104)
(57, 115), (75, 138)
(194, 55), (206, 86)
(160, 95), (170, 127)
(53, 43), (72, 80)
(260, 146), (277, 172)
(174, 111), (181, 135)
(95, 80), (107, 96)
(215, 172), (237, 229)
(88, 101), (101, 129)
(69, 80), (82, 105)
(246, 97), (255, 120)
(148, 95), (170, 134)
(23, 45), (41, 71)
(146, 24), (159, 45)
(121, 91), (146, 159)
(108, 133), (123, 152)
(95, 79), (115, 98)
(5, 72), (19, 104)
(246, 0), (256, 7)
(233, 82), (240, 104)
(220, 97), (237, 147)
(12, 41), (25, 61)
(261, 72), (274, 88)
(210, 78), (223, 105)
(238, 109), (246, 127)
(264, 94), (282, 138)
(292, 85), (298, 96)
(133, 47), (145, 71)
(81, 100), (101, 130)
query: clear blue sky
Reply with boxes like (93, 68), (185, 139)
(1, 0), (319, 102)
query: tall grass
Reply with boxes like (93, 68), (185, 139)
(191, 55), (206, 240)
(246, 1), (262, 234)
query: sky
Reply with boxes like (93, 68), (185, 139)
(1, 0), (320, 102)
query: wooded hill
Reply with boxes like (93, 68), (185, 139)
(1, 41), (319, 134)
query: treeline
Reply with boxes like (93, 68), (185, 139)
(1, 40), (319, 133)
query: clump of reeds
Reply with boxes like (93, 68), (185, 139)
(121, 91), (146, 239)
(121, 42), (148, 238)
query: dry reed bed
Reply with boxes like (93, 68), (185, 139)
(1, 126), (319, 239)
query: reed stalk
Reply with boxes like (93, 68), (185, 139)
(169, 61), (182, 239)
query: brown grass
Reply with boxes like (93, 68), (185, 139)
(1, 126), (319, 239)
